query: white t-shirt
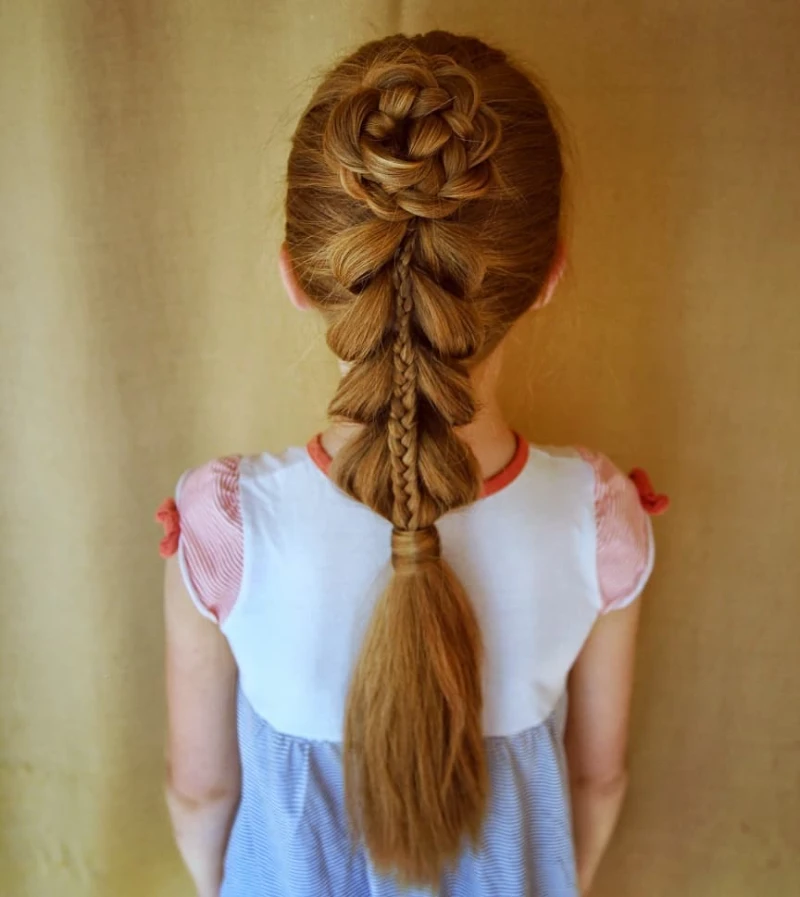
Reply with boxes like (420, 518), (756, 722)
(161, 434), (661, 742)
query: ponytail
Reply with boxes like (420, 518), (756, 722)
(339, 225), (487, 884)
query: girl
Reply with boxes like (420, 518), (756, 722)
(157, 31), (668, 897)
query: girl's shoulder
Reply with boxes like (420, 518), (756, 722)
(527, 442), (668, 614)
(155, 447), (311, 624)
(156, 455), (244, 624)
(166, 446), (313, 525)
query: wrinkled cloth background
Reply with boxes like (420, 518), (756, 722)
(1, 2), (798, 895)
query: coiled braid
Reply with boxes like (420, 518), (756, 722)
(285, 31), (563, 887)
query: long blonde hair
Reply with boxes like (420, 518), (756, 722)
(285, 31), (563, 886)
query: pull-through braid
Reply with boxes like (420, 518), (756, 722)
(322, 50), (494, 533)
(284, 31), (567, 888)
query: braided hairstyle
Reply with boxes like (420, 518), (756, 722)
(285, 31), (563, 886)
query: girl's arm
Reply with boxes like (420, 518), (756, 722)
(164, 554), (241, 897)
(565, 599), (642, 895)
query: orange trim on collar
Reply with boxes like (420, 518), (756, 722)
(306, 432), (529, 500)
(481, 433), (529, 498)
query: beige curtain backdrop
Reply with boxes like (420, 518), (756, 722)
(2, 2), (798, 895)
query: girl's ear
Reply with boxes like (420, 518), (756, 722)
(533, 240), (567, 310)
(279, 243), (313, 311)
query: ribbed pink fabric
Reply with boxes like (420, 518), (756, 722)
(577, 448), (653, 613)
(175, 455), (243, 623)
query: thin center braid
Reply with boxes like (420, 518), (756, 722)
(388, 234), (421, 532)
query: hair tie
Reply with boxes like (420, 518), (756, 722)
(155, 497), (181, 558)
(391, 526), (441, 572)
(628, 468), (670, 516)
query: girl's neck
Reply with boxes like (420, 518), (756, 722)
(320, 360), (517, 481)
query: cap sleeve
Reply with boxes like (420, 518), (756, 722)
(157, 455), (244, 624)
(578, 448), (662, 614)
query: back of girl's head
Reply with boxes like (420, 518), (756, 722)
(285, 31), (563, 887)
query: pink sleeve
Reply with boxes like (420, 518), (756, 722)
(173, 456), (244, 624)
(578, 448), (657, 614)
